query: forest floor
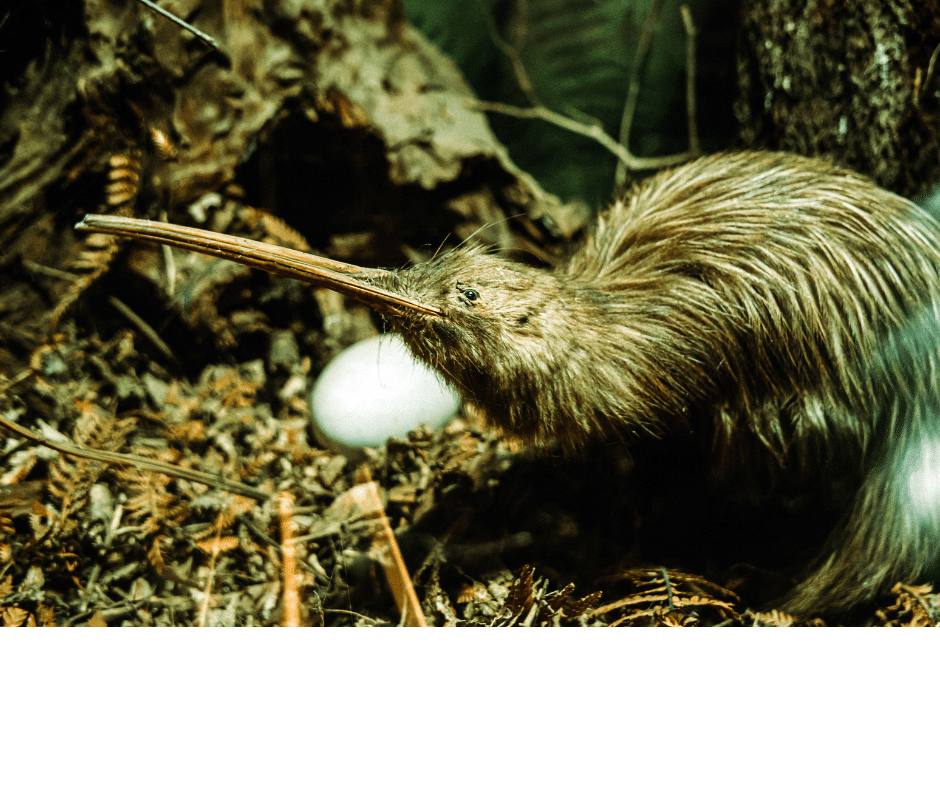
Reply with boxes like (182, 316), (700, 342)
(1, 303), (937, 627)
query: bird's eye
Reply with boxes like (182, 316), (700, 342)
(462, 288), (480, 302)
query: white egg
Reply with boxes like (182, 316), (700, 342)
(310, 333), (461, 454)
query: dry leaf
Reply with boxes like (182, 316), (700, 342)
(37, 604), (57, 627)
(195, 535), (240, 555)
(88, 611), (108, 627)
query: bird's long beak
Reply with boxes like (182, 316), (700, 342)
(74, 214), (443, 318)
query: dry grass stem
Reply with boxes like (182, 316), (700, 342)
(355, 467), (427, 627)
(278, 491), (301, 627)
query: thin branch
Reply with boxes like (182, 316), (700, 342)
(278, 491), (300, 627)
(0, 414), (270, 501)
(476, 0), (697, 184)
(0, 369), (34, 395)
(484, 0), (539, 106)
(107, 295), (178, 364)
(321, 608), (385, 626)
(196, 510), (226, 627)
(616, 0), (666, 187)
(680, 5), (701, 157)
(354, 466), (427, 627)
(921, 39), (940, 103)
(21, 260), (80, 281)
(615, 1), (702, 189)
(135, 0), (221, 50)
(160, 210), (178, 298)
(470, 99), (692, 171)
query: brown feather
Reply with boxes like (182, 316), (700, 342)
(391, 152), (940, 615)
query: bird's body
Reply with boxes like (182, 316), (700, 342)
(78, 151), (940, 616)
(388, 151), (940, 614)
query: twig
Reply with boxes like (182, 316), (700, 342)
(679, 5), (701, 157)
(0, 368), (33, 394)
(0, 414), (270, 501)
(616, 0), (666, 188)
(160, 210), (178, 298)
(921, 40), (940, 103)
(134, 0), (220, 50)
(278, 491), (300, 627)
(484, 0), (539, 106)
(107, 295), (178, 364)
(354, 467), (427, 627)
(470, 100), (692, 172)
(321, 608), (385, 626)
(21, 260), (80, 281)
(614, 1), (702, 188)
(243, 516), (282, 551)
(196, 509), (226, 627)
(475, 0), (696, 180)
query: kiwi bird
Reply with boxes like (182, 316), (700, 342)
(77, 151), (940, 616)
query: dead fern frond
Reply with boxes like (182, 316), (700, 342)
(49, 411), (137, 534)
(0, 481), (46, 519)
(237, 205), (312, 251)
(196, 495), (256, 626)
(36, 603), (57, 627)
(748, 609), (796, 627)
(207, 369), (260, 410)
(165, 419), (206, 446)
(589, 567), (741, 626)
(502, 564), (536, 623)
(2, 607), (29, 627)
(490, 566), (600, 626)
(146, 534), (200, 590)
(103, 151), (143, 212)
(242, 450), (277, 481)
(876, 583), (939, 627)
(118, 468), (188, 534)
(48, 150), (142, 331)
